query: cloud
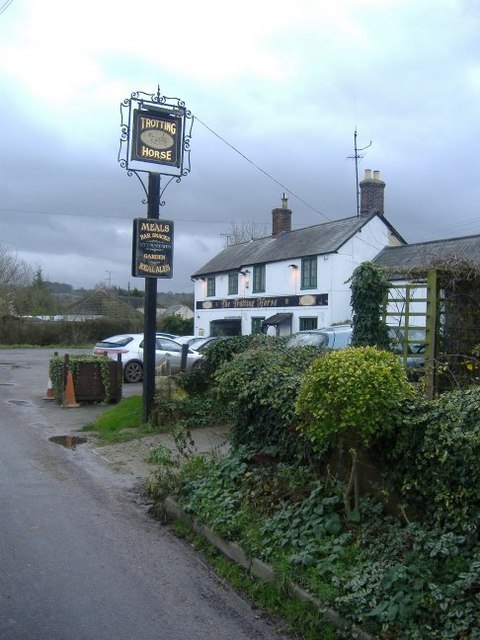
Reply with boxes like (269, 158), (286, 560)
(1, 0), (480, 291)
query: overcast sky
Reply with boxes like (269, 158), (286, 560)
(1, 0), (479, 292)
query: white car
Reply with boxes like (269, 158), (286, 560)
(287, 325), (353, 350)
(93, 333), (204, 383)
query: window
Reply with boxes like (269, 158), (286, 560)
(299, 317), (318, 331)
(252, 265), (265, 293)
(301, 256), (317, 290)
(228, 272), (238, 295)
(207, 276), (215, 297)
(156, 337), (181, 352)
(251, 317), (265, 334)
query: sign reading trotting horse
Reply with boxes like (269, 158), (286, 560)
(131, 108), (183, 169)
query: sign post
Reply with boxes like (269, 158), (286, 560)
(119, 88), (192, 422)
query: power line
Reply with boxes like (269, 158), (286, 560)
(0, 0), (14, 16)
(194, 115), (333, 222)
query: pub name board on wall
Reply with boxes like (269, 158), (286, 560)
(131, 108), (183, 168)
(132, 218), (174, 278)
(196, 293), (328, 310)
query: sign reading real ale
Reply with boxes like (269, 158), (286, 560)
(132, 218), (174, 278)
(131, 108), (183, 168)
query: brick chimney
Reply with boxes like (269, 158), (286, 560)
(272, 193), (292, 236)
(359, 169), (385, 216)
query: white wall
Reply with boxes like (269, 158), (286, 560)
(193, 216), (394, 336)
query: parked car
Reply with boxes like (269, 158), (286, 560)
(388, 326), (426, 370)
(287, 324), (426, 371)
(93, 333), (203, 383)
(172, 335), (196, 345)
(287, 325), (353, 350)
(180, 336), (219, 352)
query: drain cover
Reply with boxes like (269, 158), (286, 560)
(8, 399), (28, 405)
(49, 435), (87, 449)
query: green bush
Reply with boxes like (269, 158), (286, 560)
(181, 334), (271, 393)
(214, 341), (319, 460)
(387, 385), (480, 531)
(296, 346), (413, 450)
(156, 313), (193, 336)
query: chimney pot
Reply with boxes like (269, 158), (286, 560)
(272, 195), (292, 236)
(360, 169), (385, 216)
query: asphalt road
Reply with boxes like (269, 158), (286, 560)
(0, 349), (289, 640)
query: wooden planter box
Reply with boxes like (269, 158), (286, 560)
(72, 360), (123, 403)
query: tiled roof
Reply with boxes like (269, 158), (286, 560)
(67, 288), (143, 320)
(193, 213), (398, 276)
(373, 234), (480, 272)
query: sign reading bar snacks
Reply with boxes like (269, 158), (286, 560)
(132, 218), (174, 278)
(131, 108), (183, 168)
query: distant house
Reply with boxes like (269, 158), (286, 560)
(192, 170), (406, 336)
(164, 304), (194, 320)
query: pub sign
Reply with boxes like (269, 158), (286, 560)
(132, 218), (174, 278)
(131, 108), (183, 168)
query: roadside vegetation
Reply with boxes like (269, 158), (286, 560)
(144, 263), (480, 640)
(82, 396), (144, 443)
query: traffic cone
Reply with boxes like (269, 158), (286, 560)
(63, 371), (80, 408)
(44, 376), (55, 401)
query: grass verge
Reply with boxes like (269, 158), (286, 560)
(171, 521), (338, 640)
(82, 395), (145, 443)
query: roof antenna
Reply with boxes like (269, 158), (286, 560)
(348, 128), (372, 217)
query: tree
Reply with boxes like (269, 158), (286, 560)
(15, 267), (55, 316)
(157, 313), (193, 336)
(0, 245), (32, 316)
(225, 221), (267, 245)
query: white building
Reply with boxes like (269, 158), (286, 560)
(192, 171), (405, 337)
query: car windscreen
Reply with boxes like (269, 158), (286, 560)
(288, 333), (328, 348)
(96, 336), (134, 348)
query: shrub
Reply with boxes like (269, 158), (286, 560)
(295, 346), (413, 450)
(181, 334), (273, 393)
(214, 341), (319, 461)
(387, 385), (480, 531)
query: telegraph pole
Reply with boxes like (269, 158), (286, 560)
(348, 128), (372, 217)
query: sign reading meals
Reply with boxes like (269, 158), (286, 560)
(132, 218), (174, 278)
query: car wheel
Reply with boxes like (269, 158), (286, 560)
(124, 360), (143, 383)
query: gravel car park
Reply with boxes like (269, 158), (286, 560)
(93, 333), (204, 383)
